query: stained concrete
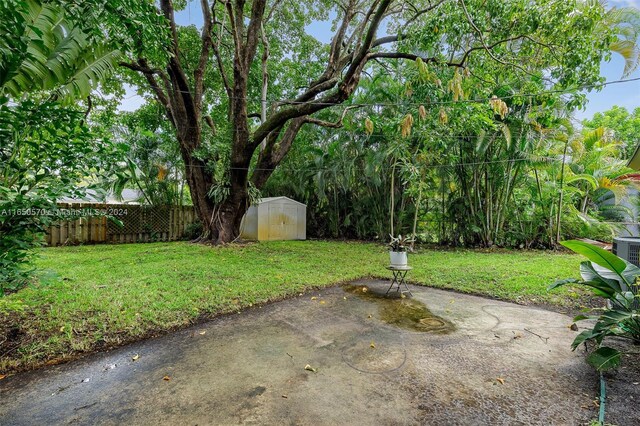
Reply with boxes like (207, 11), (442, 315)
(1, 280), (599, 425)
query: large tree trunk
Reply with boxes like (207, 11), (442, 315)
(179, 131), (251, 244)
(213, 173), (250, 243)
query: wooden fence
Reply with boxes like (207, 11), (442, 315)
(45, 203), (197, 246)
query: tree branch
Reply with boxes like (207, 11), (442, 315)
(250, 118), (306, 189)
(371, 35), (399, 48)
(367, 33), (530, 69)
(303, 106), (362, 128)
(244, 0), (267, 69)
(211, 6), (233, 100)
(259, 21), (270, 151)
(403, 0), (448, 29)
(194, 0), (214, 111)
(250, 0), (392, 148)
(459, 0), (534, 76)
(120, 60), (175, 125)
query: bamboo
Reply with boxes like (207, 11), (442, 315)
(555, 138), (570, 245)
(390, 160), (395, 238)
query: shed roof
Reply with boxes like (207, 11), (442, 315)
(256, 196), (306, 207)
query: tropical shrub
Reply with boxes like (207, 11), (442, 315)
(549, 240), (640, 370)
(0, 100), (124, 295)
(0, 193), (56, 293)
(0, 0), (123, 294)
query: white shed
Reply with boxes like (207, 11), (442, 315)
(240, 197), (306, 241)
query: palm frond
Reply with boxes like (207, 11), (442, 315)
(1, 0), (118, 101)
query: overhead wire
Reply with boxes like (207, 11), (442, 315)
(118, 77), (640, 108)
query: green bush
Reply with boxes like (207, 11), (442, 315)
(550, 240), (640, 370)
(0, 193), (56, 294)
(0, 100), (125, 295)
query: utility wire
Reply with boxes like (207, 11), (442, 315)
(121, 155), (562, 172)
(119, 77), (640, 108)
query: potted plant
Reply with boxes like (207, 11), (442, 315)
(388, 234), (414, 267)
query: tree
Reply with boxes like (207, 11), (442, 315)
(582, 106), (640, 158)
(105, 104), (188, 206)
(111, 0), (617, 243)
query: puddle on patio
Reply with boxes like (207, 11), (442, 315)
(343, 284), (455, 334)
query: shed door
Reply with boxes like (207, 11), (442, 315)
(283, 205), (297, 239)
(268, 203), (297, 240)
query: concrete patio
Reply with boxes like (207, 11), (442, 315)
(1, 280), (598, 425)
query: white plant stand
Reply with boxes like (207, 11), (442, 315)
(385, 265), (413, 296)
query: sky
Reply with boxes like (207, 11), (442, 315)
(576, 0), (640, 120)
(119, 1), (640, 122)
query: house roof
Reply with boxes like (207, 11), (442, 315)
(59, 189), (144, 204)
(628, 144), (640, 170)
(256, 196), (306, 207)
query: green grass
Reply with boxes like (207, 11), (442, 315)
(0, 241), (585, 374)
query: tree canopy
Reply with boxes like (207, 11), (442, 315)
(582, 105), (640, 158)
(81, 0), (630, 243)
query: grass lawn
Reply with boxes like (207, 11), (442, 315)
(0, 241), (586, 374)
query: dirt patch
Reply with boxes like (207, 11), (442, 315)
(602, 339), (640, 426)
(0, 309), (35, 371)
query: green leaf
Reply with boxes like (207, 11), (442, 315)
(548, 277), (579, 290)
(560, 240), (626, 274)
(571, 329), (600, 350)
(600, 309), (636, 324)
(586, 347), (621, 371)
(580, 262), (622, 293)
(573, 314), (592, 321)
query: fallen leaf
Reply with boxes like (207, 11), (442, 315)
(319, 301), (326, 305)
(496, 377), (505, 385)
(311, 297), (317, 300)
(59, 326), (65, 332)
(304, 364), (317, 373)
(370, 341), (376, 349)
(163, 375), (171, 381)
(0, 374), (6, 380)
(132, 354), (139, 361)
